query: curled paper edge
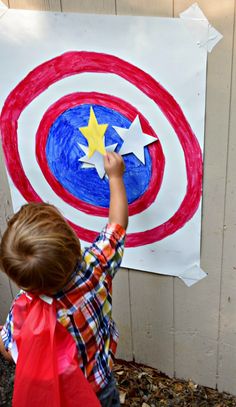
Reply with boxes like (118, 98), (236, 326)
(0, 1), (8, 18)
(0, 0), (8, 9)
(179, 2), (223, 52)
(178, 264), (207, 287)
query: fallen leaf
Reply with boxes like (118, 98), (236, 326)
(119, 390), (126, 404)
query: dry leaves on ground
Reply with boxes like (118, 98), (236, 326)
(1, 353), (236, 406)
(114, 360), (236, 407)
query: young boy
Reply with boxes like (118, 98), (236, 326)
(0, 151), (128, 406)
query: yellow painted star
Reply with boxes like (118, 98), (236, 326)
(79, 106), (108, 158)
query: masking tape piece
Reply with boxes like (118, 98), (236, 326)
(179, 2), (223, 52)
(179, 264), (207, 287)
(0, 1), (8, 18)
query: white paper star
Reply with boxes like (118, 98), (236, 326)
(78, 143), (117, 179)
(113, 115), (157, 164)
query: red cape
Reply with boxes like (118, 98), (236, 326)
(12, 293), (101, 407)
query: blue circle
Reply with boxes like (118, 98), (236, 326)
(46, 104), (152, 208)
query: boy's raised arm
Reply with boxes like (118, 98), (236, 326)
(104, 152), (128, 230)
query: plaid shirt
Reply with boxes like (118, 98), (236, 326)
(1, 223), (126, 393)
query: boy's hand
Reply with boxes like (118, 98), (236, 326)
(104, 152), (125, 179)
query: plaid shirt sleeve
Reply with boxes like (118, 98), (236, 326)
(83, 223), (126, 278)
(0, 306), (14, 351)
(0, 292), (22, 351)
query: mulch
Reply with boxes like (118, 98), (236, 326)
(1, 354), (236, 406)
(114, 360), (236, 407)
(0, 354), (15, 406)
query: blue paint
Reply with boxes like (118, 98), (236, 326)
(46, 104), (152, 208)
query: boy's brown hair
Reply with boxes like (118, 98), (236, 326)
(0, 202), (81, 294)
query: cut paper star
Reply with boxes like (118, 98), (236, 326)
(78, 143), (118, 179)
(113, 115), (157, 164)
(79, 106), (108, 158)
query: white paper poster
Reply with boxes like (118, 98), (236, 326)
(0, 6), (215, 285)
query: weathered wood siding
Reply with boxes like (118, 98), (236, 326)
(0, 0), (235, 395)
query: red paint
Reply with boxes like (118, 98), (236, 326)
(36, 92), (164, 217)
(0, 51), (202, 247)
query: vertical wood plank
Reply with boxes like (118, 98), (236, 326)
(9, 0), (61, 11)
(61, 0), (115, 14)
(120, 0), (175, 378)
(116, 0), (173, 16)
(129, 271), (174, 377)
(113, 269), (133, 360)
(0, 273), (13, 323)
(218, 344), (236, 394)
(217, 0), (236, 394)
(0, 143), (14, 323)
(174, 0), (234, 388)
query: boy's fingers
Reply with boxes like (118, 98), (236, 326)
(104, 152), (111, 165)
(104, 151), (123, 168)
(105, 151), (116, 163)
(110, 152), (121, 161)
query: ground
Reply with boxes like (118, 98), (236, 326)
(113, 360), (236, 407)
(1, 354), (236, 406)
(0, 354), (15, 406)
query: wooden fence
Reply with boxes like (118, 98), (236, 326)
(0, 0), (236, 396)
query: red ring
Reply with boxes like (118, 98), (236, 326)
(0, 51), (202, 246)
(36, 91), (164, 217)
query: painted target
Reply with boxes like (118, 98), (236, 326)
(0, 51), (202, 247)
